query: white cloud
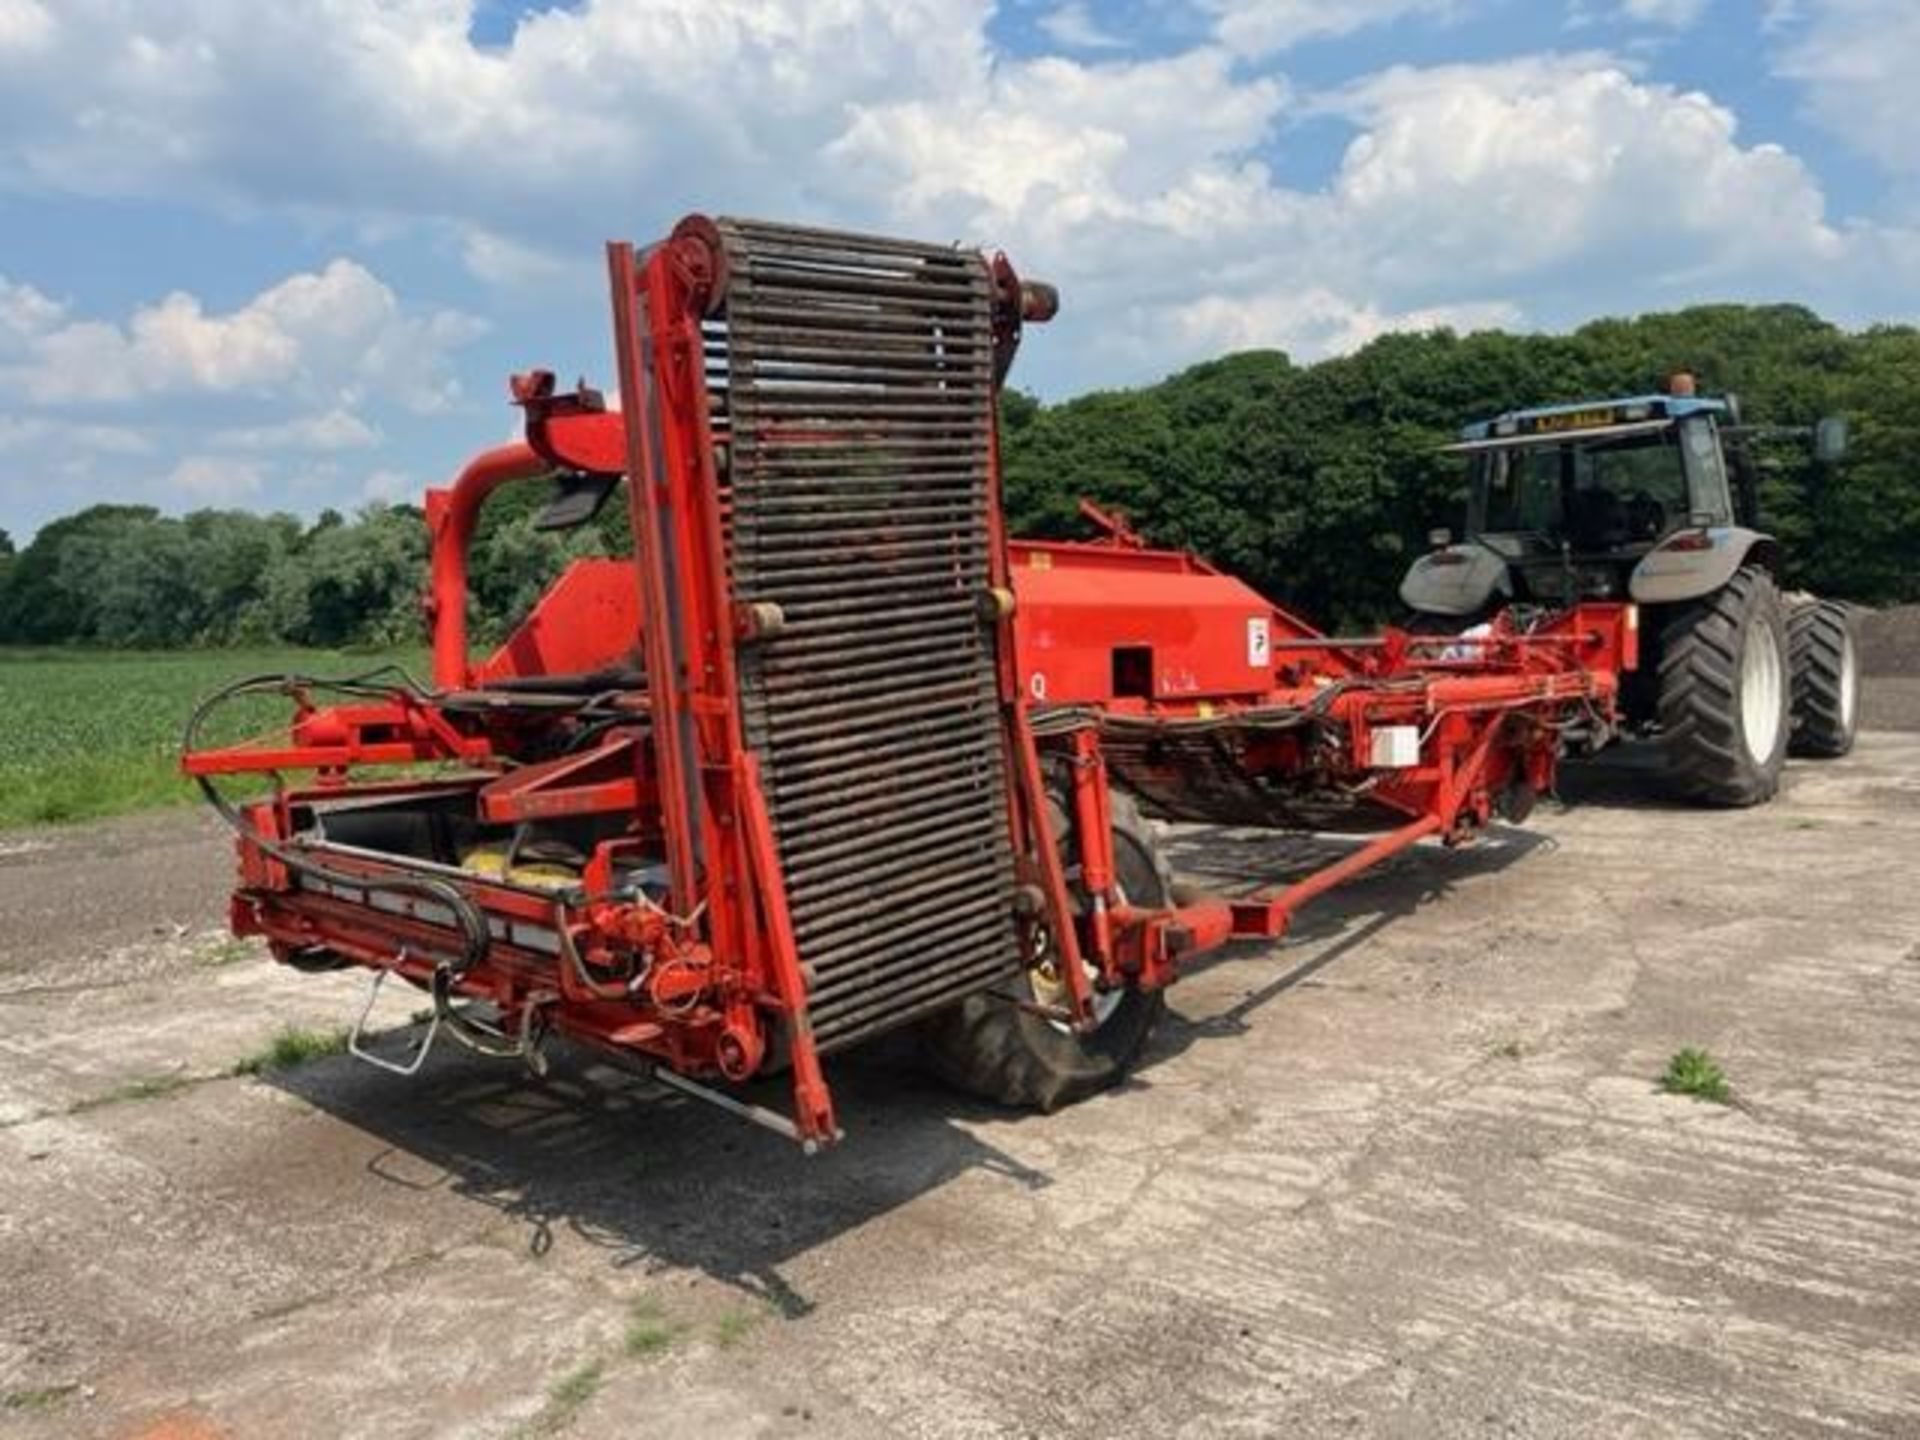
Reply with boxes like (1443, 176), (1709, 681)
(213, 408), (379, 453)
(826, 47), (1285, 235)
(1173, 290), (1523, 357)
(0, 260), (482, 410)
(1617, 0), (1711, 24)
(460, 229), (573, 288)
(165, 454), (264, 503)
(359, 468), (415, 505)
(0, 0), (992, 236)
(1325, 57), (1844, 292)
(2, 252), (480, 534)
(1772, 0), (1920, 178)
(827, 40), (1913, 375)
(0, 275), (63, 346)
(1203, 0), (1456, 56)
(1039, 2), (1127, 50)
(0, 0), (1911, 407)
(0, 0), (51, 53)
(0, 415), (152, 455)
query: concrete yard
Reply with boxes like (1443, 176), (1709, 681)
(3, 734), (1918, 1438)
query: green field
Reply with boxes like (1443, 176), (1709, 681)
(0, 647), (426, 830)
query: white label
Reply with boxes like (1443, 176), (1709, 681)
(1369, 726), (1421, 768)
(1028, 671), (1047, 701)
(1247, 616), (1271, 668)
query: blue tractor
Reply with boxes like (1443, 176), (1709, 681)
(1400, 375), (1858, 805)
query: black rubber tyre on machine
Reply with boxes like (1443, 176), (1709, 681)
(1786, 598), (1861, 759)
(1655, 565), (1792, 806)
(921, 783), (1172, 1112)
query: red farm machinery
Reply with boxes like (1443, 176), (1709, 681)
(184, 216), (1637, 1150)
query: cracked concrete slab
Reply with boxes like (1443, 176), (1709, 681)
(2, 735), (1917, 1438)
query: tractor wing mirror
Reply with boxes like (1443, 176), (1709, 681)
(1813, 416), (1848, 464)
(534, 472), (620, 531)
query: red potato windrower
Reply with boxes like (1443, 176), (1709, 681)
(185, 215), (1635, 1149)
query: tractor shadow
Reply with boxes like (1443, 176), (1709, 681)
(268, 1034), (1049, 1319)
(1143, 820), (1548, 1058)
(1552, 738), (1712, 811)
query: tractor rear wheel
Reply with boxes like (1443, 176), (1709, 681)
(1654, 565), (1791, 806)
(1787, 598), (1860, 758)
(919, 788), (1170, 1112)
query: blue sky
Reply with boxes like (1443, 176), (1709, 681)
(2, 0), (1916, 540)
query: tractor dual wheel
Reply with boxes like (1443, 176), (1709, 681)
(1655, 565), (1791, 806)
(1787, 598), (1861, 759)
(919, 788), (1171, 1112)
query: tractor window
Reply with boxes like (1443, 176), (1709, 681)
(1474, 428), (1688, 548)
(1582, 432), (1686, 521)
(1478, 450), (1562, 534)
(1679, 416), (1733, 524)
(1566, 431), (1687, 547)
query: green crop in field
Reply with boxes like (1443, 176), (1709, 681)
(0, 646), (426, 830)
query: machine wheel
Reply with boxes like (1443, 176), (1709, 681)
(1654, 565), (1791, 806)
(920, 788), (1171, 1112)
(1787, 599), (1860, 759)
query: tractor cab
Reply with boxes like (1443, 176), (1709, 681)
(1400, 375), (1860, 808)
(1403, 382), (1747, 615)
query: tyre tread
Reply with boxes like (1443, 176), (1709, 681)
(920, 790), (1169, 1111)
(1787, 598), (1858, 758)
(1654, 565), (1789, 806)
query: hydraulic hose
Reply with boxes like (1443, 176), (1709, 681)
(182, 670), (493, 978)
(1027, 677), (1363, 740)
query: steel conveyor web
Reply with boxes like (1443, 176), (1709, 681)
(711, 218), (1023, 1054)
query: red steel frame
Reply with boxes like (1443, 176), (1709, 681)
(184, 214), (1637, 1149)
(1013, 528), (1633, 993)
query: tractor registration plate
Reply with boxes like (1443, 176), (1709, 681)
(1528, 407), (1617, 434)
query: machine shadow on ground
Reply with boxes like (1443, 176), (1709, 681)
(268, 818), (1547, 1319)
(268, 1034), (1051, 1317)
(1144, 822), (1546, 1065)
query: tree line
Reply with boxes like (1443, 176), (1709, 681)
(0, 487), (621, 650)
(2, 301), (1915, 649)
(1000, 302), (1920, 627)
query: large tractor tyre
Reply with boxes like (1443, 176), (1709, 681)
(920, 788), (1171, 1113)
(1786, 599), (1861, 759)
(1654, 566), (1791, 806)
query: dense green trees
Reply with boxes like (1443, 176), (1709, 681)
(2, 302), (1914, 649)
(0, 478), (635, 650)
(2, 499), (603, 649)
